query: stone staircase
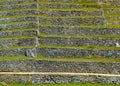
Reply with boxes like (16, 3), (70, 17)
(0, 0), (120, 84)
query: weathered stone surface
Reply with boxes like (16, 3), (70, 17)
(0, 74), (31, 83)
(0, 0), (37, 5)
(37, 48), (120, 58)
(42, 0), (98, 3)
(0, 60), (34, 72)
(0, 4), (37, 11)
(39, 26), (120, 35)
(25, 48), (37, 57)
(0, 30), (37, 38)
(32, 75), (120, 84)
(39, 10), (102, 16)
(39, 37), (120, 47)
(0, 74), (120, 84)
(39, 4), (100, 9)
(39, 17), (106, 26)
(0, 17), (37, 23)
(0, 38), (36, 48)
(0, 48), (27, 56)
(0, 60), (120, 74)
(0, 10), (38, 17)
(103, 9), (120, 14)
(0, 23), (37, 30)
(100, 0), (120, 6)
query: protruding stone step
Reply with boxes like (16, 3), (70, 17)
(38, 36), (120, 47)
(0, 30), (37, 38)
(39, 10), (103, 16)
(37, 47), (120, 58)
(39, 17), (106, 26)
(39, 26), (120, 36)
(0, 38), (37, 48)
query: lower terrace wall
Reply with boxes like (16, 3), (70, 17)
(0, 60), (120, 74)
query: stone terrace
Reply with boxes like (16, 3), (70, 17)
(0, 0), (120, 84)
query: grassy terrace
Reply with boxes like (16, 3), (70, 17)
(39, 24), (120, 28)
(39, 33), (120, 38)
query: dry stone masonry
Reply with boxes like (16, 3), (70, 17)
(0, 0), (120, 58)
(0, 0), (120, 84)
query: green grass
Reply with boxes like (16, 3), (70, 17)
(37, 56), (120, 62)
(39, 8), (99, 11)
(39, 24), (120, 28)
(39, 44), (120, 50)
(39, 33), (120, 38)
(5, 83), (120, 86)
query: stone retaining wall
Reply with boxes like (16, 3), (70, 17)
(38, 48), (120, 58)
(0, 60), (120, 74)
(39, 37), (119, 46)
(0, 74), (120, 84)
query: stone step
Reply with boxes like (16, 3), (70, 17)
(0, 60), (120, 74)
(0, 10), (37, 17)
(38, 36), (120, 47)
(39, 10), (103, 17)
(0, 30), (37, 38)
(39, 17), (106, 26)
(0, 3), (37, 11)
(0, 47), (35, 56)
(38, 47), (120, 58)
(0, 37), (37, 48)
(39, 3), (100, 9)
(0, 72), (120, 84)
(0, 17), (37, 24)
(39, 26), (120, 36)
(0, 23), (37, 31)
(0, 0), (37, 5)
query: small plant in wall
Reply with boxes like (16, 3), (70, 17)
(86, 45), (95, 49)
